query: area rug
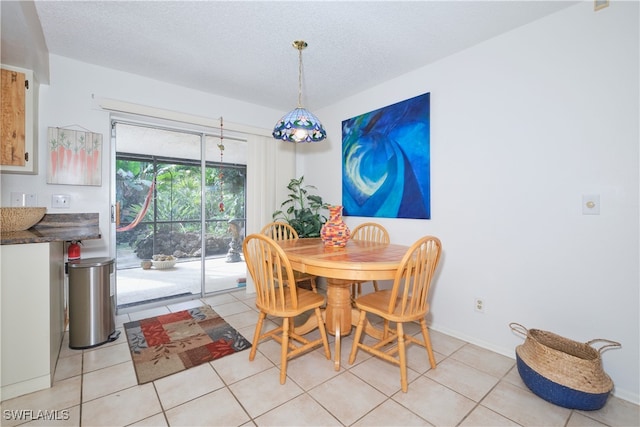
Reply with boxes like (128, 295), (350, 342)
(123, 305), (251, 384)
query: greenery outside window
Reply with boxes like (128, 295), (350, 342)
(116, 153), (246, 263)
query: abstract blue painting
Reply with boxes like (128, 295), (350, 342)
(342, 92), (430, 219)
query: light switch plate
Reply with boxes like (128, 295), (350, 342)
(582, 194), (600, 215)
(9, 193), (37, 207)
(10, 192), (25, 207)
(25, 193), (37, 207)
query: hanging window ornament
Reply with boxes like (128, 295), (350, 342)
(217, 117), (225, 212)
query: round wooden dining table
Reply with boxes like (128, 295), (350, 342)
(274, 237), (410, 370)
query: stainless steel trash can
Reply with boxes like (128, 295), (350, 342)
(68, 257), (119, 349)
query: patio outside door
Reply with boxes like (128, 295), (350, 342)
(112, 120), (247, 311)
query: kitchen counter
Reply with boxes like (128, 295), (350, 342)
(0, 213), (101, 245)
(0, 212), (101, 400)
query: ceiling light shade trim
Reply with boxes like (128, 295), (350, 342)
(272, 40), (327, 143)
(272, 107), (327, 143)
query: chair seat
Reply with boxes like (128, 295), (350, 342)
(355, 290), (429, 323)
(293, 270), (312, 280)
(278, 268), (314, 282)
(257, 287), (325, 317)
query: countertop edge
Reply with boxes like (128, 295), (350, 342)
(0, 213), (101, 245)
(0, 227), (102, 245)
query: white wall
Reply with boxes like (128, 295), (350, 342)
(1, 55), (285, 258)
(302, 3), (639, 403)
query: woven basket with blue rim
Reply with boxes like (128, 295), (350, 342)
(510, 323), (620, 411)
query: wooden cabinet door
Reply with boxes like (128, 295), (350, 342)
(1, 68), (26, 166)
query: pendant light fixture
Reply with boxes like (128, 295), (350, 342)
(272, 40), (327, 143)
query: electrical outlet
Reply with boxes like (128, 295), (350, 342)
(474, 297), (485, 313)
(52, 194), (71, 209)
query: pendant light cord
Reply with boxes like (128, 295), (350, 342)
(297, 46), (303, 108)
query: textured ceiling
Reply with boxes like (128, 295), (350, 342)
(28, 1), (576, 112)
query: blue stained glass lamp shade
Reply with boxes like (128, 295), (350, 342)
(272, 107), (327, 143)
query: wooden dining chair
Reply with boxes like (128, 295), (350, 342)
(243, 233), (331, 384)
(348, 235), (442, 392)
(261, 222), (318, 292)
(349, 222), (390, 297)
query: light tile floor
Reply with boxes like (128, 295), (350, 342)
(2, 290), (638, 427)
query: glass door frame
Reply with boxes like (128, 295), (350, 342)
(109, 115), (247, 312)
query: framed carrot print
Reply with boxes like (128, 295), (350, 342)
(47, 127), (102, 186)
(342, 92), (430, 219)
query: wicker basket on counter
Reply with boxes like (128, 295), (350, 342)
(510, 323), (620, 411)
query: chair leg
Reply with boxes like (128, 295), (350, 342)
(351, 281), (377, 298)
(349, 310), (367, 364)
(350, 283), (358, 306)
(419, 318), (437, 369)
(382, 319), (390, 340)
(397, 322), (408, 392)
(334, 311), (341, 371)
(249, 311), (266, 361)
(350, 282), (364, 304)
(310, 276), (318, 293)
(280, 317), (290, 384)
(315, 308), (331, 359)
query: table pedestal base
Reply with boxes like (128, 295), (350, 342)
(295, 278), (383, 370)
(325, 279), (352, 336)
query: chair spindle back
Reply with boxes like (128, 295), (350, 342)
(389, 236), (441, 317)
(350, 222), (390, 244)
(243, 233), (299, 312)
(261, 222), (299, 241)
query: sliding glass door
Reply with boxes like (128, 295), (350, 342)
(112, 120), (246, 310)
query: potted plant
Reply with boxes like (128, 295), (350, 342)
(272, 176), (329, 238)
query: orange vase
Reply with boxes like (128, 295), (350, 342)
(321, 205), (351, 247)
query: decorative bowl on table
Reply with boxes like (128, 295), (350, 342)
(0, 207), (47, 232)
(152, 255), (176, 270)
